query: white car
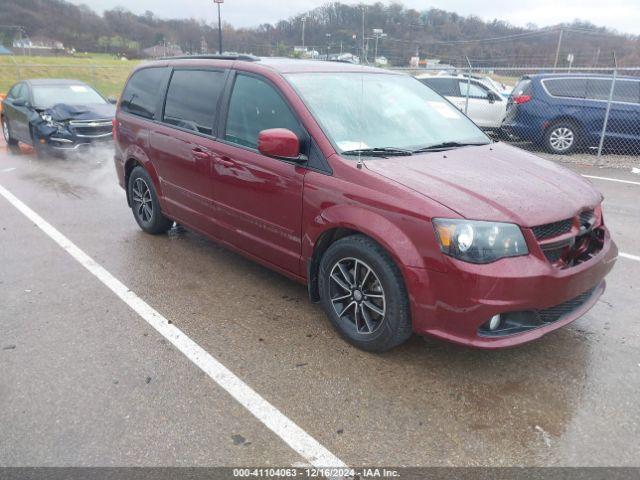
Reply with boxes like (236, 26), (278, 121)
(416, 74), (507, 131)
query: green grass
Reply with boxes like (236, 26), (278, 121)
(0, 54), (143, 97)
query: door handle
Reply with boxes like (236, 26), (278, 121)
(215, 156), (235, 167)
(192, 147), (211, 160)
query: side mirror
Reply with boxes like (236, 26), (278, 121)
(108, 96), (118, 105)
(487, 91), (498, 104)
(12, 99), (26, 107)
(258, 128), (303, 161)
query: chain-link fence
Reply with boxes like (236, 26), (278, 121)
(396, 66), (640, 166)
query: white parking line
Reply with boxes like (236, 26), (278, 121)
(0, 183), (346, 469)
(583, 175), (640, 186)
(620, 252), (640, 262)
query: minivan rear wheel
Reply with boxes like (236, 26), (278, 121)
(545, 121), (579, 154)
(128, 166), (173, 235)
(318, 235), (412, 353)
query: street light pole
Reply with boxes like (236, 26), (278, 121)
(214, 0), (224, 54)
(372, 29), (386, 64)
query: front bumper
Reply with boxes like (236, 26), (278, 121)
(46, 133), (113, 151)
(406, 231), (618, 349)
(32, 119), (113, 151)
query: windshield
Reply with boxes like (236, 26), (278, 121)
(32, 84), (107, 109)
(285, 72), (489, 154)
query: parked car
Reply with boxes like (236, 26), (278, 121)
(114, 56), (617, 352)
(1, 79), (116, 156)
(453, 72), (513, 98)
(503, 73), (640, 154)
(416, 74), (507, 131)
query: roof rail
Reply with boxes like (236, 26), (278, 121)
(160, 54), (260, 62)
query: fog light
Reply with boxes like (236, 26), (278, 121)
(489, 314), (502, 331)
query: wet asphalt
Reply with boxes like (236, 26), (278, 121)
(0, 141), (638, 467)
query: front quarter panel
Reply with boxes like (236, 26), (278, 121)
(302, 157), (457, 274)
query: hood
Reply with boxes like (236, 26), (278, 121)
(364, 142), (602, 227)
(46, 103), (116, 122)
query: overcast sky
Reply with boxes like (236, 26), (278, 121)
(67, 0), (640, 35)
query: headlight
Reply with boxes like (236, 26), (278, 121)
(433, 219), (528, 264)
(40, 113), (64, 129)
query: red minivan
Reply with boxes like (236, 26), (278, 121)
(114, 56), (618, 352)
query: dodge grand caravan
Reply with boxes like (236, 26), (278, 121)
(113, 56), (618, 352)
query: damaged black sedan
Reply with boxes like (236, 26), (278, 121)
(1, 79), (116, 157)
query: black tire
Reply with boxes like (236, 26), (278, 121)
(318, 234), (412, 353)
(544, 120), (580, 155)
(2, 116), (20, 151)
(127, 166), (173, 235)
(30, 128), (50, 158)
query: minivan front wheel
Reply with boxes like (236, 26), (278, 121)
(545, 121), (579, 154)
(128, 166), (173, 235)
(318, 235), (412, 353)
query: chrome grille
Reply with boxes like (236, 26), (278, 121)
(69, 120), (113, 138)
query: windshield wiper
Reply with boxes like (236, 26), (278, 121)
(341, 147), (414, 158)
(412, 141), (490, 153)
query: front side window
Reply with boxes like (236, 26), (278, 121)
(121, 67), (167, 120)
(7, 83), (23, 100)
(286, 72), (488, 153)
(459, 81), (489, 99)
(9, 83), (29, 102)
(163, 70), (226, 135)
(224, 74), (301, 149)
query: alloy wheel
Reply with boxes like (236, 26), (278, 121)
(329, 257), (386, 335)
(549, 127), (574, 152)
(132, 178), (153, 223)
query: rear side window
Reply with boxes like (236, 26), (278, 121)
(613, 80), (640, 104)
(420, 78), (459, 97)
(544, 78), (587, 99)
(586, 79), (612, 101)
(224, 74), (301, 149)
(163, 69), (226, 135)
(121, 67), (166, 120)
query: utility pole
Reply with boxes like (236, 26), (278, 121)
(214, 0), (224, 54)
(361, 6), (366, 64)
(372, 28), (386, 64)
(553, 28), (564, 71)
(301, 17), (306, 49)
(593, 47), (601, 67)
